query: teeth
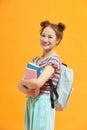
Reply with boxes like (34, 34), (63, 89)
(43, 44), (49, 46)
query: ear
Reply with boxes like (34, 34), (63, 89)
(56, 39), (60, 45)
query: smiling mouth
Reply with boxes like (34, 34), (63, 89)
(42, 43), (50, 46)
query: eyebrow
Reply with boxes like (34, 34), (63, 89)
(48, 34), (55, 36)
(41, 33), (55, 37)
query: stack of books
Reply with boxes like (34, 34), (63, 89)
(24, 62), (41, 80)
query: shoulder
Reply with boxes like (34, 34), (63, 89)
(32, 56), (40, 63)
(47, 53), (61, 69)
(48, 53), (61, 63)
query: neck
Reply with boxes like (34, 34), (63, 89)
(42, 50), (55, 58)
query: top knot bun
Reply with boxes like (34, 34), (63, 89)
(57, 23), (66, 32)
(40, 20), (50, 27)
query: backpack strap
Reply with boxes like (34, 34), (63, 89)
(49, 79), (54, 108)
(49, 63), (67, 109)
(49, 79), (59, 109)
(62, 63), (67, 67)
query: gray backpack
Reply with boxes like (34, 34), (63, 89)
(49, 63), (74, 111)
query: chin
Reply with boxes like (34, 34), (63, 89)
(42, 46), (50, 50)
(43, 48), (50, 51)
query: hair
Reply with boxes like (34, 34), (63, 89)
(40, 20), (66, 44)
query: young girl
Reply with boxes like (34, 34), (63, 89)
(18, 20), (65, 130)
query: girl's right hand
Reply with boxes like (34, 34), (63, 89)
(26, 88), (40, 98)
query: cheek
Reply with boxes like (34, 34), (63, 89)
(40, 39), (43, 44)
(40, 36), (43, 41)
(40, 38), (43, 46)
(51, 39), (57, 44)
(40, 37), (42, 42)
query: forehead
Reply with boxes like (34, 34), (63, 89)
(42, 26), (56, 35)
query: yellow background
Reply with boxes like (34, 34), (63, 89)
(0, 0), (87, 130)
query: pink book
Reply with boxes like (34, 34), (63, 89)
(24, 68), (37, 80)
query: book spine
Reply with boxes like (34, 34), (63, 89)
(27, 63), (40, 77)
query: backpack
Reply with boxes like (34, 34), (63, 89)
(49, 63), (74, 111)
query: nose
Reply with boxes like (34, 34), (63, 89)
(44, 37), (48, 42)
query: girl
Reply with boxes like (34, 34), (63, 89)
(18, 20), (65, 130)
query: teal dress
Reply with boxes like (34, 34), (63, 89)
(24, 54), (61, 130)
(24, 94), (55, 130)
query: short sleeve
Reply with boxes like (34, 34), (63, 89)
(47, 56), (61, 71)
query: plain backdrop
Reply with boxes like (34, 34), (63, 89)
(0, 0), (87, 130)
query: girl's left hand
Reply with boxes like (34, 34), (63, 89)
(27, 88), (40, 98)
(21, 79), (38, 89)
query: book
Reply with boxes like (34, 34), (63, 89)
(27, 62), (41, 77)
(24, 68), (37, 80)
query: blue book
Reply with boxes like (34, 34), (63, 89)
(27, 62), (41, 77)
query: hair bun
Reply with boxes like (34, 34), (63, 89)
(40, 20), (50, 27)
(57, 22), (66, 32)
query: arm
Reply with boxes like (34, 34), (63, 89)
(18, 80), (29, 94)
(21, 65), (55, 89)
(18, 80), (40, 97)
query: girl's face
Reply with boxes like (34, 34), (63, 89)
(40, 26), (58, 52)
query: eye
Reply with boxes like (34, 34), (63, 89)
(41, 34), (45, 37)
(48, 35), (53, 39)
